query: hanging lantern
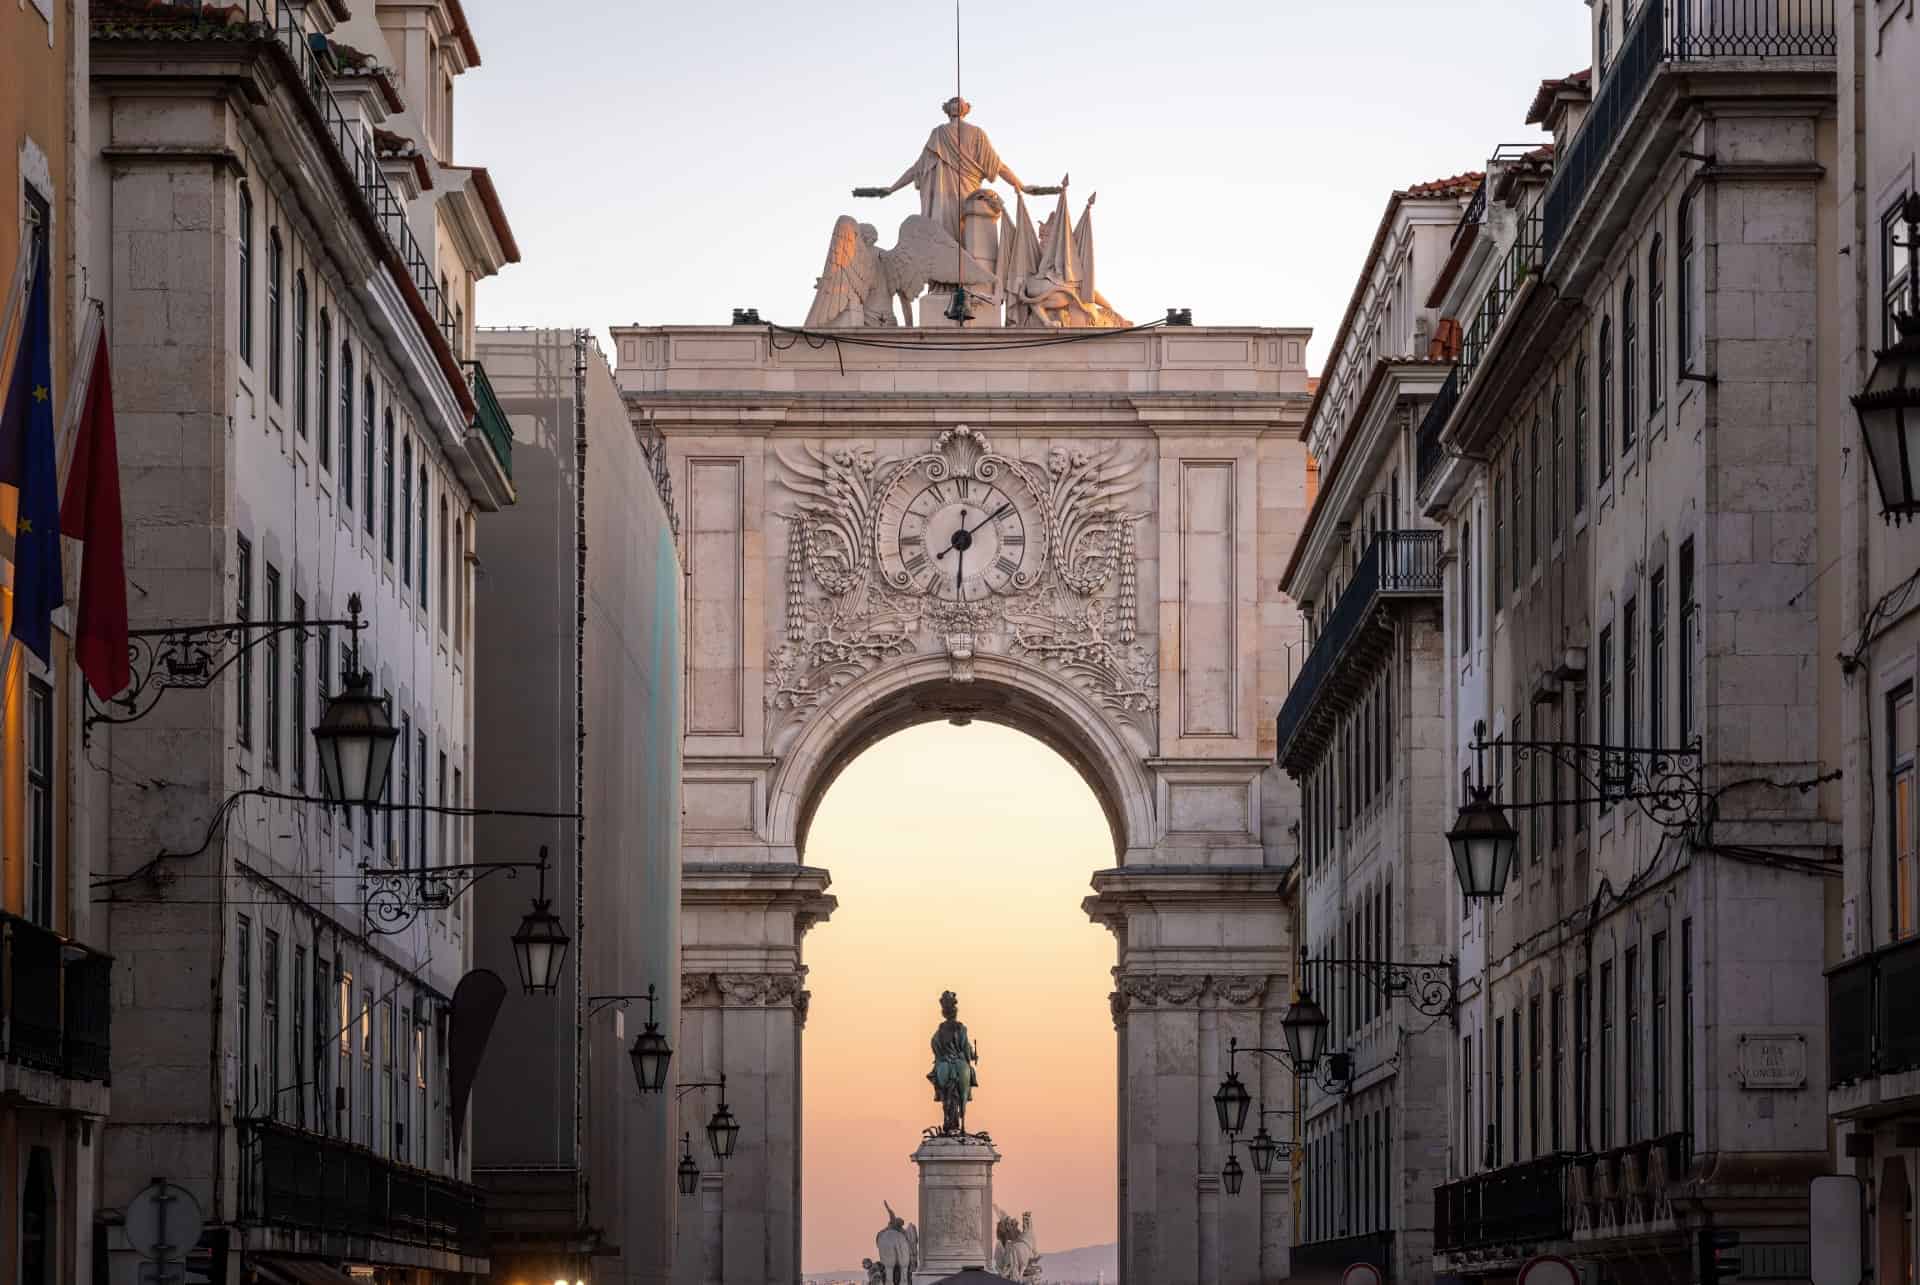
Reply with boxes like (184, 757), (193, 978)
(312, 666), (398, 808)
(510, 847), (570, 997)
(1213, 1068), (1252, 1135)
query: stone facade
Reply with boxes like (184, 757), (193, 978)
(1279, 174), (1478, 1285)
(1415, 10), (1841, 1282)
(84, 1), (517, 1280)
(615, 323), (1312, 1285)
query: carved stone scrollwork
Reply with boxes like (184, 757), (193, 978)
(1116, 974), (1207, 1007)
(683, 973), (714, 1005)
(768, 427), (1156, 742)
(1212, 975), (1270, 1007)
(1108, 990), (1127, 1029)
(715, 972), (806, 1008)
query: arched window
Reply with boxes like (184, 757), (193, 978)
(1550, 388), (1564, 536)
(362, 376), (377, 536)
(1597, 320), (1613, 480)
(238, 182), (254, 366)
(418, 464), (430, 596)
(1574, 355), (1589, 511)
(1648, 236), (1665, 412)
(318, 308), (332, 465)
(1598, 4), (1613, 73)
(293, 270), (309, 437)
(267, 228), (284, 400)
(339, 343), (355, 506)
(1621, 278), (1638, 451)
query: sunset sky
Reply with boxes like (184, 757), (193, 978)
(801, 723), (1117, 1271)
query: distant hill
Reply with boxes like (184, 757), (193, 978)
(805, 1242), (1118, 1285)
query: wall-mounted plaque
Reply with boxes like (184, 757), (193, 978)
(1736, 1033), (1809, 1089)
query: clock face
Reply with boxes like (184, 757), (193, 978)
(879, 474), (1035, 600)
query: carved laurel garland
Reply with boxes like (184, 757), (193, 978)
(683, 971), (808, 1008)
(768, 427), (1156, 740)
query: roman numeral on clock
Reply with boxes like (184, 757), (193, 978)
(904, 552), (928, 574)
(901, 533), (923, 549)
(1001, 531), (1024, 547)
(994, 554), (1020, 577)
(955, 477), (972, 500)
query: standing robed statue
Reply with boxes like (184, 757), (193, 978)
(928, 990), (979, 1134)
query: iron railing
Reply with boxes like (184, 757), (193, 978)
(1828, 934), (1920, 1085)
(242, 1118), (489, 1257)
(1451, 179), (1488, 248)
(102, 2), (457, 353)
(462, 361), (513, 481)
(1458, 209), (1543, 389)
(1416, 364), (1462, 491)
(1276, 531), (1443, 761)
(0, 915), (111, 1082)
(1435, 1151), (1579, 1251)
(1541, 0), (1835, 262)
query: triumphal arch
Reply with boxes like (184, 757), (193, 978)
(613, 98), (1313, 1285)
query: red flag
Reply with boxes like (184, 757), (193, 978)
(60, 337), (129, 699)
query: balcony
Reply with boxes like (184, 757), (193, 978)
(1276, 530), (1442, 773)
(1434, 1151), (1578, 1254)
(241, 1118), (489, 1259)
(1540, 0), (1836, 263)
(1569, 1133), (1687, 1238)
(463, 361), (514, 482)
(1415, 364), (1461, 494)
(1828, 934), (1920, 1092)
(1, 914), (112, 1083)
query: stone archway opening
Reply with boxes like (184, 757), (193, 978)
(798, 717), (1120, 1279)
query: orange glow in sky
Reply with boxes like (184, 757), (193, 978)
(802, 721), (1117, 1273)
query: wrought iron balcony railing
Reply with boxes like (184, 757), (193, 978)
(0, 915), (112, 1082)
(462, 361), (514, 481)
(1435, 1150), (1579, 1252)
(1828, 933), (1920, 1087)
(1416, 364), (1461, 492)
(242, 1117), (489, 1257)
(1276, 530), (1442, 768)
(1541, 0), (1836, 263)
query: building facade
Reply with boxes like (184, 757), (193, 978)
(2, 0), (115, 1279)
(1415, 6), (1842, 1283)
(1827, 0), (1920, 1276)
(87, 0), (517, 1279)
(470, 328), (685, 1285)
(1277, 173), (1477, 1285)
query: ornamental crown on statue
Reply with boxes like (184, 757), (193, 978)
(807, 97), (1129, 329)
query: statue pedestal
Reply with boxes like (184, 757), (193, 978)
(911, 1133), (1000, 1283)
(915, 284), (1002, 328)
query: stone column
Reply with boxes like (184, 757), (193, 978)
(911, 1134), (1000, 1281)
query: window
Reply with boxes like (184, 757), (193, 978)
(1598, 3), (1612, 72)
(26, 678), (55, 927)
(1511, 1006), (1523, 1162)
(340, 343), (355, 504)
(1652, 931), (1668, 1133)
(1681, 920), (1694, 1148)
(1598, 319), (1614, 479)
(1680, 540), (1697, 746)
(236, 536), (254, 748)
(1650, 568), (1667, 745)
(1511, 444), (1524, 591)
(1599, 961), (1615, 1147)
(238, 917), (254, 1112)
(317, 308), (330, 462)
(265, 563), (282, 771)
(238, 183), (254, 365)
(399, 712), (412, 869)
(292, 595), (307, 789)
(1575, 973), (1591, 1150)
(1529, 710), (1543, 862)
(401, 437), (414, 587)
(1573, 685), (1589, 833)
(453, 767), (465, 912)
(1550, 987), (1565, 1151)
(1621, 279), (1638, 451)
(383, 999), (398, 1157)
(1551, 390), (1564, 538)
(1493, 475), (1504, 612)
(1530, 415), (1542, 566)
(1648, 236), (1665, 412)
(1462, 1033), (1475, 1172)
(293, 271), (309, 436)
(1574, 357), (1589, 511)
(1494, 1015), (1505, 1165)
(316, 955), (332, 1133)
(292, 946), (307, 1128)
(436, 751), (447, 869)
(1598, 625), (1614, 808)
(416, 732), (428, 872)
(268, 229), (284, 401)
(439, 498), (451, 632)
(362, 376), (376, 536)
(1528, 996), (1542, 1159)
(415, 1014), (429, 1166)
(382, 409), (396, 560)
(1892, 683), (1916, 939)
(1625, 946), (1641, 1139)
(418, 466), (430, 603)
(1460, 519), (1475, 652)
(361, 989), (374, 1146)
(1624, 597), (1639, 752)
(264, 929), (281, 1119)
(455, 521), (467, 653)
(1885, 193), (1915, 347)
(21, 1147), (54, 1285)
(1680, 195), (1697, 371)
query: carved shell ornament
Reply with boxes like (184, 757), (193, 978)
(770, 426), (1155, 738)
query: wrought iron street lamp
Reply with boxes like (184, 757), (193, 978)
(1453, 717), (1705, 849)
(1221, 1146), (1245, 1196)
(1213, 1066), (1253, 1134)
(586, 984), (674, 1094)
(511, 851), (570, 996)
(678, 1073), (742, 1164)
(314, 665), (399, 808)
(1855, 192), (1920, 522)
(677, 1134), (700, 1195)
(1280, 986), (1331, 1070)
(1215, 1034), (1350, 1136)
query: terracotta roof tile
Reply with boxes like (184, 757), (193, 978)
(1403, 172), (1485, 200)
(1526, 68), (1593, 125)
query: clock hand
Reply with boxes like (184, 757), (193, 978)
(962, 502), (1012, 538)
(937, 508), (970, 560)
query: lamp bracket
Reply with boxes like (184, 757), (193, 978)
(84, 598), (366, 742)
(1227, 1038), (1354, 1098)
(362, 850), (550, 936)
(675, 1075), (726, 1104)
(1471, 719), (1705, 832)
(587, 990), (657, 1021)
(1307, 952), (1460, 1019)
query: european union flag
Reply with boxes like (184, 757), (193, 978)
(1, 238), (64, 664)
